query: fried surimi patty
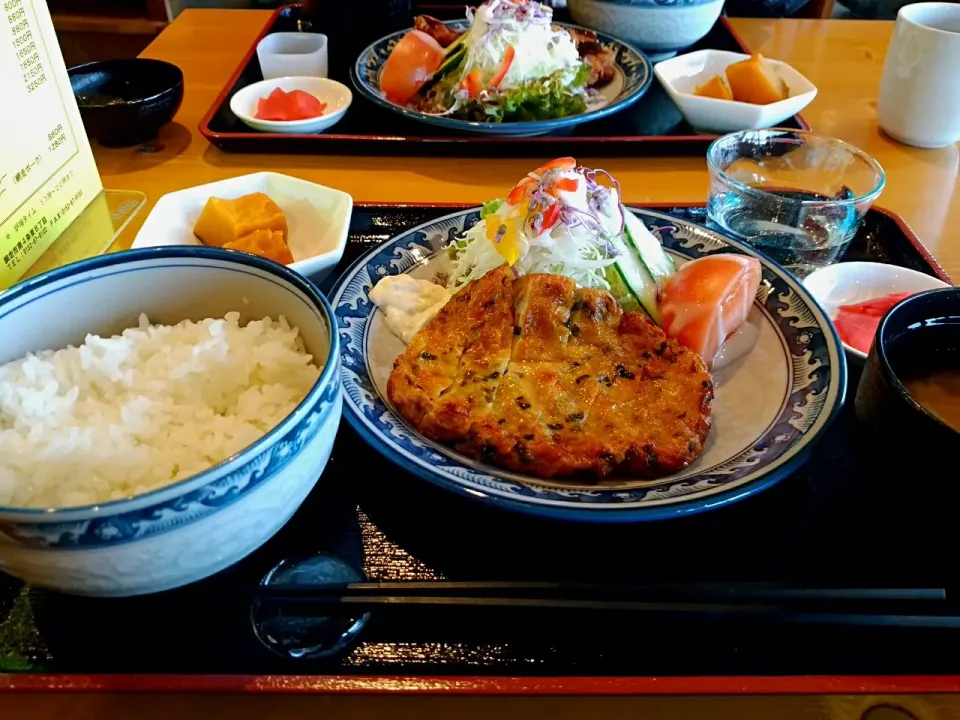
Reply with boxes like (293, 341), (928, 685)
(386, 267), (714, 479)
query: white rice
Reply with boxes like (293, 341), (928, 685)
(0, 312), (321, 509)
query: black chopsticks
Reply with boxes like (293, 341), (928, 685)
(251, 580), (959, 628)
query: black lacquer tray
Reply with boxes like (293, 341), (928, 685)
(0, 203), (957, 692)
(199, 5), (809, 156)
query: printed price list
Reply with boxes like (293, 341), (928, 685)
(0, 0), (79, 223)
(0, 0), (101, 288)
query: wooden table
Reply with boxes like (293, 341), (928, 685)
(95, 9), (960, 279)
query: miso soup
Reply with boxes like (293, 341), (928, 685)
(903, 369), (960, 432)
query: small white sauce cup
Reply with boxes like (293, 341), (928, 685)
(257, 32), (329, 80)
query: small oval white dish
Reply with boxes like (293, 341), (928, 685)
(229, 76), (352, 134)
(653, 49), (817, 134)
(804, 261), (950, 361)
(132, 171), (352, 283)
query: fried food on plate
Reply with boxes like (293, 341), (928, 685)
(414, 14), (463, 48)
(388, 267), (714, 480)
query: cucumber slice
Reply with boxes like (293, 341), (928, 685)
(434, 46), (465, 80)
(623, 210), (676, 291)
(607, 236), (660, 323)
(444, 32), (466, 58)
(604, 264), (644, 314)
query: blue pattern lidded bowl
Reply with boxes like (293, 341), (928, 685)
(568, 0), (726, 61)
(0, 247), (341, 596)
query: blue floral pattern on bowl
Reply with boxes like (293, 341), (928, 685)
(2, 368), (341, 550)
(350, 20), (652, 137)
(330, 208), (847, 522)
(568, 0), (725, 59)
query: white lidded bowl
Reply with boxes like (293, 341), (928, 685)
(654, 49), (817, 133)
(132, 171), (353, 284)
(229, 76), (352, 134)
(0, 247), (342, 596)
(568, 0), (724, 60)
(804, 261), (950, 361)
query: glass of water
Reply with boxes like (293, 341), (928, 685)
(706, 129), (885, 278)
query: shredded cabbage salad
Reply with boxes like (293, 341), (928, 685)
(429, 0), (590, 122)
(448, 159), (628, 289)
(462, 0), (582, 92)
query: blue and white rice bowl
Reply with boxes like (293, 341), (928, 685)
(0, 247), (341, 596)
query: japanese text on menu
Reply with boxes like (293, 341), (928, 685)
(0, 0), (101, 288)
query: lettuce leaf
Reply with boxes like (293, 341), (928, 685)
(481, 199), (504, 218)
(455, 65), (592, 123)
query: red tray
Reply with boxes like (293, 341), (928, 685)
(199, 5), (810, 156)
(0, 204), (954, 699)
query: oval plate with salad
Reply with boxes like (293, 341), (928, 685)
(331, 159), (846, 522)
(351, 0), (652, 137)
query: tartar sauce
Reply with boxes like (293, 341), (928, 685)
(369, 275), (452, 344)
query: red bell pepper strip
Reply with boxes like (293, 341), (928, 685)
(460, 70), (484, 98)
(535, 157), (577, 174)
(489, 46), (516, 90)
(545, 177), (579, 198)
(541, 203), (561, 231)
(507, 177), (535, 206)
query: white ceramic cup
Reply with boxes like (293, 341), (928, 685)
(257, 32), (329, 80)
(877, 2), (960, 149)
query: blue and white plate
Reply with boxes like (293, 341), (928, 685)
(330, 208), (847, 522)
(350, 20), (652, 137)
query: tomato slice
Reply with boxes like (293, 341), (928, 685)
(553, 177), (578, 192)
(381, 30), (445, 104)
(660, 254), (762, 364)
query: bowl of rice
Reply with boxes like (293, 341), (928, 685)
(0, 246), (341, 596)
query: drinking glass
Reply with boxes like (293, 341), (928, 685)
(706, 129), (885, 279)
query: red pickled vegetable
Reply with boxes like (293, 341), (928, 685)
(254, 88), (327, 121)
(833, 310), (878, 354)
(833, 291), (916, 353)
(838, 292), (913, 317)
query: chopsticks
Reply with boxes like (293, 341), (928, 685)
(251, 581), (960, 627)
